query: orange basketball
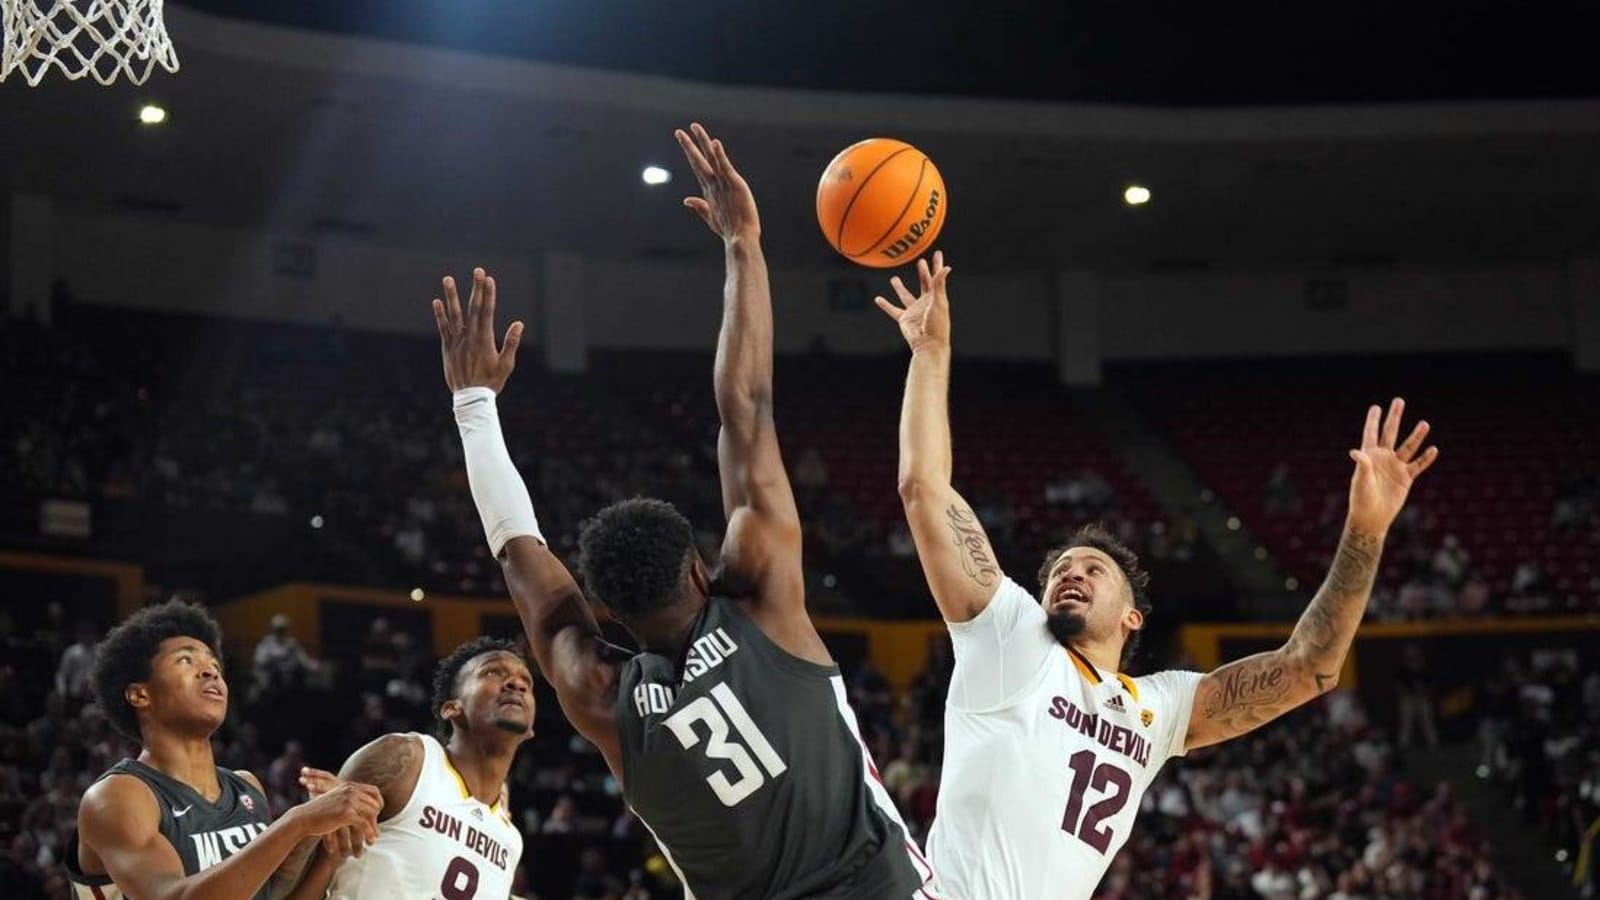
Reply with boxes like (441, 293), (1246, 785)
(816, 139), (947, 269)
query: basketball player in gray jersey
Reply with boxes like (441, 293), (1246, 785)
(436, 123), (938, 899)
(67, 600), (382, 900)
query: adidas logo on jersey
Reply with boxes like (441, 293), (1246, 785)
(1103, 695), (1127, 714)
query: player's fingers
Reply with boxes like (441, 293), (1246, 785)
(320, 832), (341, 858)
(299, 767), (339, 796)
(431, 299), (450, 339)
(479, 274), (497, 336)
(1409, 445), (1440, 478)
(1348, 449), (1372, 479)
(443, 276), (463, 330)
(683, 197), (713, 226)
(501, 321), (524, 365)
(1395, 420), (1430, 462)
(917, 257), (933, 293)
(674, 129), (714, 182)
(873, 296), (904, 321)
(465, 268), (485, 328)
(1361, 404), (1381, 448)
(890, 275), (917, 306)
(1381, 397), (1405, 448)
(934, 249), (945, 271)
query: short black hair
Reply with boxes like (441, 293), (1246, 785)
(91, 599), (224, 741)
(430, 636), (523, 737)
(1037, 523), (1153, 667)
(578, 497), (696, 622)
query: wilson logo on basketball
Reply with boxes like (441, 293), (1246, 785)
(879, 188), (941, 261)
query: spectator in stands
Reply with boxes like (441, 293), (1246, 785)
(264, 739), (306, 812)
(542, 794), (578, 834)
(251, 613), (317, 699)
(573, 844), (626, 899)
(1395, 643), (1440, 751)
(1263, 462), (1301, 516)
(793, 446), (829, 494)
(1432, 534), (1470, 586)
(53, 622), (96, 703)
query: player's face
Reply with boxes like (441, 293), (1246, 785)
(459, 651), (536, 739)
(137, 636), (228, 734)
(1041, 549), (1133, 645)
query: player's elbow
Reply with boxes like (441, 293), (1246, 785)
(896, 471), (945, 506)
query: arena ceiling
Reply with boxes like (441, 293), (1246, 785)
(178, 0), (1600, 107)
(3, 2), (1599, 273)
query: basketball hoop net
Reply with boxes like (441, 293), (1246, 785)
(2, 0), (179, 86)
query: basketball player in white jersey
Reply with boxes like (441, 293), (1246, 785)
(876, 252), (1440, 899)
(295, 637), (534, 900)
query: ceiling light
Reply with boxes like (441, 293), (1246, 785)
(642, 165), (671, 186)
(138, 104), (167, 125)
(1123, 185), (1151, 206)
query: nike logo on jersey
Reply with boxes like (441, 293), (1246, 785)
(1048, 695), (1152, 767)
(173, 805), (193, 817)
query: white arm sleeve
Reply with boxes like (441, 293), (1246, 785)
(945, 577), (1056, 712)
(454, 387), (544, 556)
(1134, 669), (1205, 760)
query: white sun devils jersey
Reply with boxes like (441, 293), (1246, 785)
(925, 578), (1203, 900)
(327, 733), (521, 900)
(65, 759), (274, 900)
(616, 596), (939, 899)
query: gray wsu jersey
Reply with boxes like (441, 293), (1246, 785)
(616, 596), (934, 900)
(67, 758), (274, 900)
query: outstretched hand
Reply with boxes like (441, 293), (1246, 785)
(874, 251), (952, 354)
(431, 267), (523, 395)
(1345, 397), (1440, 535)
(676, 122), (760, 243)
(299, 767), (373, 861)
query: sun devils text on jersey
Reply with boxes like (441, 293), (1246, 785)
(925, 578), (1202, 900)
(616, 595), (939, 900)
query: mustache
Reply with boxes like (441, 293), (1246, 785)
(1046, 609), (1087, 647)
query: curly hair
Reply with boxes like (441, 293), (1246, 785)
(1037, 523), (1153, 668)
(91, 599), (225, 741)
(430, 636), (524, 737)
(577, 497), (696, 622)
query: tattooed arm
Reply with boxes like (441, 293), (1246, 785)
(876, 254), (1001, 622)
(337, 733), (424, 821)
(1186, 399), (1439, 750)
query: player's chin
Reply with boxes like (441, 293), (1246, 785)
(1045, 609), (1087, 647)
(491, 714), (533, 736)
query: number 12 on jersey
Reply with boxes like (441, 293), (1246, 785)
(1060, 749), (1132, 854)
(663, 683), (788, 807)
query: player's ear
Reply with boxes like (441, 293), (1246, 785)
(689, 553), (711, 597)
(124, 682), (151, 713)
(1122, 603), (1145, 633)
(440, 698), (463, 726)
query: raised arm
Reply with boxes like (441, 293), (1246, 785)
(78, 773), (379, 900)
(875, 253), (1001, 623)
(432, 269), (622, 770)
(1185, 398), (1439, 750)
(676, 123), (804, 608)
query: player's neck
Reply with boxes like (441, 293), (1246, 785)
(138, 729), (222, 800)
(445, 733), (516, 807)
(634, 599), (706, 658)
(1068, 640), (1122, 675)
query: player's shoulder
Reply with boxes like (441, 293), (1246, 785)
(232, 769), (265, 794)
(79, 772), (160, 837)
(1131, 668), (1204, 702)
(351, 732), (427, 771)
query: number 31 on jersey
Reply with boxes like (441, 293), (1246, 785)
(663, 683), (788, 807)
